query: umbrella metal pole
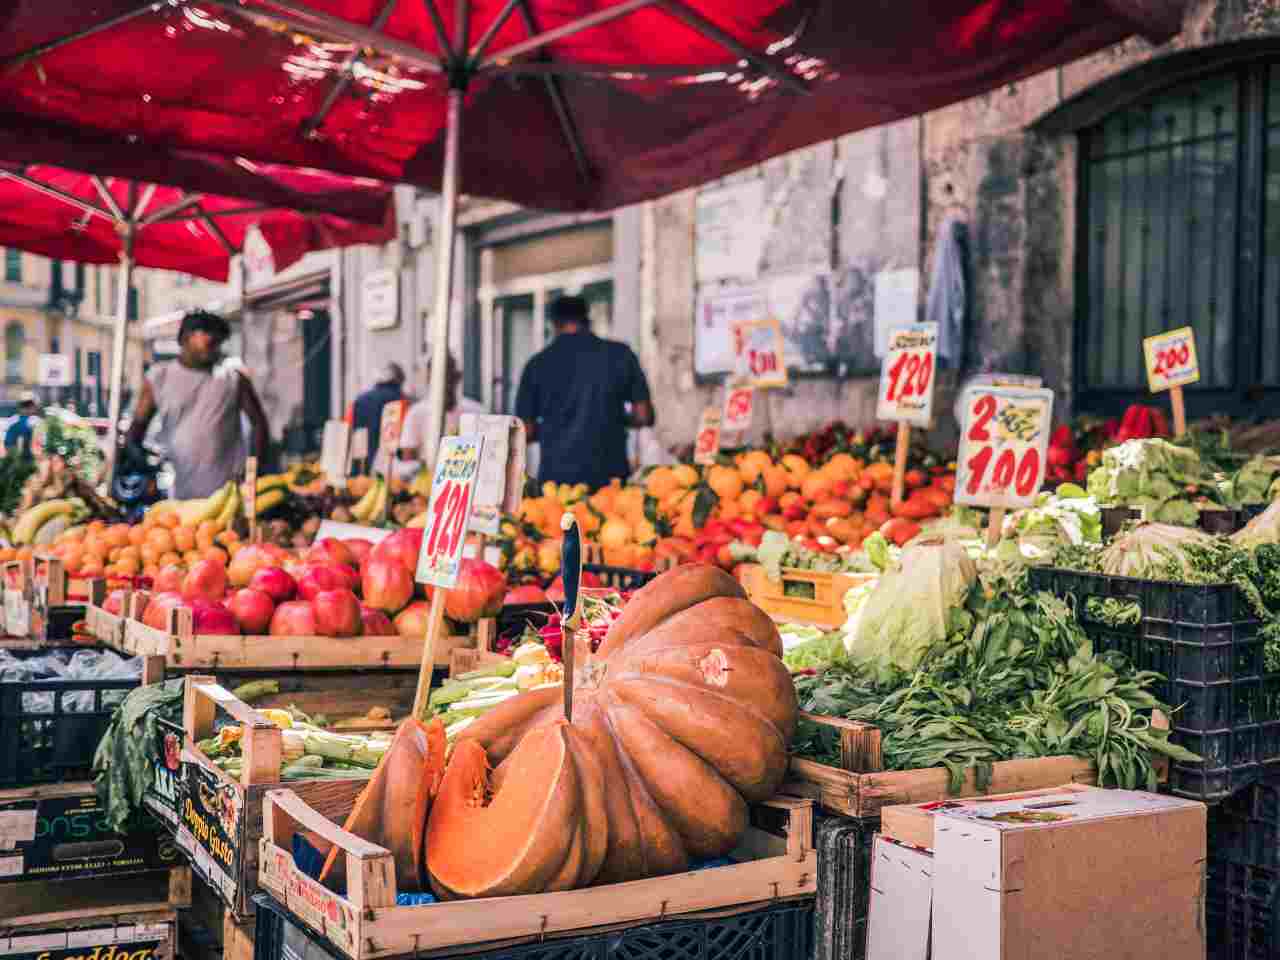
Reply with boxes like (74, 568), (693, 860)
(105, 227), (135, 482)
(424, 86), (464, 463)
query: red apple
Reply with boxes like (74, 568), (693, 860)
(344, 539), (373, 568)
(361, 557), (414, 613)
(142, 592), (187, 631)
(504, 584), (547, 605)
(154, 564), (185, 594)
(393, 600), (432, 637)
(296, 565), (348, 603)
(182, 559), (228, 603)
(191, 599), (240, 636)
(227, 544), (275, 588)
(359, 605), (396, 637)
(228, 588), (275, 634)
(371, 529), (424, 574)
(270, 600), (318, 637)
(307, 537), (356, 569)
(313, 589), (362, 638)
(248, 566), (297, 604)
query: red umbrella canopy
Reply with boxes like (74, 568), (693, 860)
(0, 1), (1185, 213)
(0, 164), (393, 282)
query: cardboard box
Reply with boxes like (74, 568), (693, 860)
(931, 788), (1205, 960)
(881, 784), (1093, 850)
(0, 783), (184, 884)
(866, 835), (933, 960)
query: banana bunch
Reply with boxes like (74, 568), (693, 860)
(542, 481), (588, 506)
(176, 481), (238, 527)
(12, 498), (90, 545)
(250, 471), (293, 518)
(350, 477), (388, 524)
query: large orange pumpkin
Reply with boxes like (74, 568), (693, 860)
(425, 565), (796, 899)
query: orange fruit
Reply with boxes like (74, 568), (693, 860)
(737, 450), (773, 484)
(780, 455), (811, 486)
(85, 539), (111, 562)
(108, 547), (123, 563)
(215, 530), (240, 546)
(801, 472), (832, 501)
(195, 530), (217, 552)
(128, 526), (147, 546)
(80, 559), (104, 578)
(159, 551), (182, 568)
(183, 550), (203, 568)
(825, 453), (859, 482)
(147, 528), (175, 554)
(115, 556), (140, 576)
(143, 564), (159, 579)
(707, 465), (744, 501)
(60, 544), (84, 573)
(159, 512), (181, 529)
(58, 526), (87, 543)
(645, 467), (679, 500)
(599, 518), (632, 550)
(140, 544), (160, 566)
(672, 464), (700, 488)
(86, 520), (106, 537)
(197, 519), (224, 540)
(203, 546), (228, 566)
(717, 497), (741, 521)
(739, 489), (764, 517)
(762, 466), (790, 499)
(173, 527), (196, 552)
(105, 525), (131, 548)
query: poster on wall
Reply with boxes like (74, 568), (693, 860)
(694, 272), (833, 378)
(695, 180), (767, 282)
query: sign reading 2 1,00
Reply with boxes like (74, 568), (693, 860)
(955, 385), (1054, 510)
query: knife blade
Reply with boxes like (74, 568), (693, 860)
(559, 511), (583, 723)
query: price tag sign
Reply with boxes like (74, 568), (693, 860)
(459, 414), (527, 536)
(1143, 326), (1200, 392)
(955, 386), (1055, 510)
(377, 401), (405, 475)
(243, 456), (258, 539)
(732, 318), (788, 389)
(722, 384), (754, 433)
(320, 420), (351, 489)
(415, 434), (485, 588)
(876, 322), (938, 426)
(693, 407), (722, 465)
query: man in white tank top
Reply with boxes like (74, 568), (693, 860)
(126, 310), (271, 500)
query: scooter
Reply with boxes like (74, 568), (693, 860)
(112, 441), (165, 524)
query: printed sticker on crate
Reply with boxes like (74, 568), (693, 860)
(1143, 326), (1200, 393)
(876, 323), (938, 426)
(955, 385), (1055, 510)
(182, 757), (242, 906)
(2, 925), (171, 960)
(142, 716), (185, 828)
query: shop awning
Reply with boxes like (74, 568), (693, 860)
(0, 1), (1187, 213)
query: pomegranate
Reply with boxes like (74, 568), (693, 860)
(359, 605), (396, 637)
(444, 559), (505, 623)
(248, 567), (297, 604)
(182, 559), (228, 604)
(313, 589), (363, 638)
(190, 599), (240, 636)
(504, 583), (547, 605)
(270, 600), (318, 637)
(361, 557), (414, 614)
(228, 588), (275, 634)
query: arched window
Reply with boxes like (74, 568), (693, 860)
(1076, 63), (1280, 415)
(5, 322), (24, 384)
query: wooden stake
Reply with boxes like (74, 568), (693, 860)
(891, 425), (911, 506)
(245, 456), (258, 544)
(986, 507), (1006, 548)
(1170, 385), (1187, 437)
(412, 588), (448, 720)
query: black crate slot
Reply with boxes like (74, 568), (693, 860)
(1028, 567), (1280, 802)
(1206, 778), (1280, 959)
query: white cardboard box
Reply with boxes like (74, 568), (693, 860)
(866, 834), (933, 960)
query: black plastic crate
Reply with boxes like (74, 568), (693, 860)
(252, 893), (814, 960)
(0, 649), (139, 787)
(582, 562), (659, 592)
(1028, 567), (1280, 802)
(814, 814), (876, 960)
(1207, 779), (1280, 959)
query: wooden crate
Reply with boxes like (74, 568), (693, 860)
(180, 873), (256, 960)
(0, 865), (190, 926)
(112, 588), (493, 672)
(259, 788), (816, 960)
(738, 564), (874, 628)
(785, 713), (1097, 818)
(174, 677), (371, 921)
(1, 906), (178, 960)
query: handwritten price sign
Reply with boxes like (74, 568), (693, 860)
(722, 385), (755, 433)
(415, 434), (485, 588)
(955, 386), (1054, 510)
(320, 420), (351, 490)
(693, 407), (723, 465)
(732, 319), (788, 389)
(877, 323), (938, 426)
(1143, 326), (1200, 392)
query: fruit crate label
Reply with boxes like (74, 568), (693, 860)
(142, 715), (185, 829)
(732, 318), (788, 389)
(416, 434), (485, 589)
(1, 924), (170, 960)
(182, 760), (242, 907)
(1143, 326), (1200, 392)
(0, 793), (178, 884)
(876, 323), (938, 426)
(693, 407), (723, 466)
(955, 385), (1055, 510)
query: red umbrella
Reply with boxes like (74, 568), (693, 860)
(0, 0), (1186, 455)
(0, 164), (394, 464)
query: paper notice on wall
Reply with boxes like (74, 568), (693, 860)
(873, 268), (920, 358)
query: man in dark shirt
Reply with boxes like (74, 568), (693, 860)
(348, 362), (405, 472)
(515, 296), (654, 490)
